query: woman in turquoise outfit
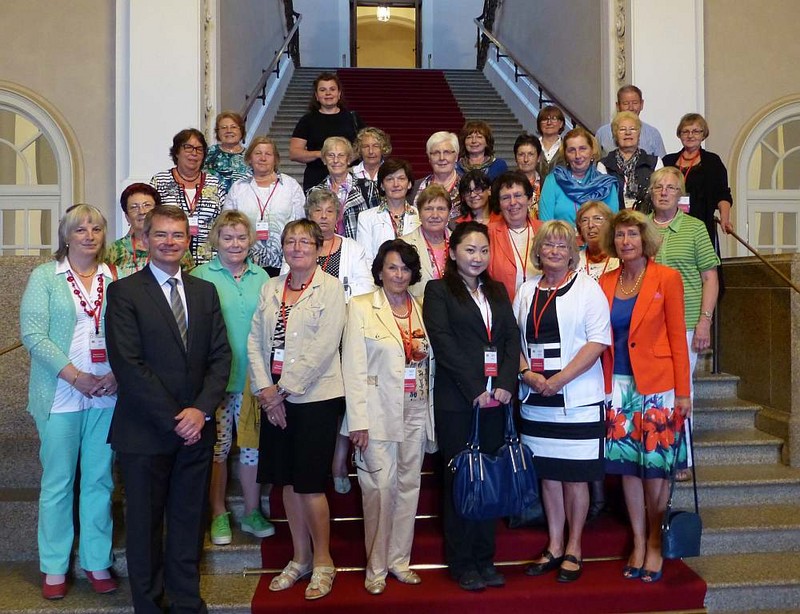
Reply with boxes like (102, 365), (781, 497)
(204, 111), (250, 193)
(539, 127), (619, 226)
(191, 210), (272, 546)
(20, 204), (119, 600)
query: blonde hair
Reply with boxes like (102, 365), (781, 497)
(208, 210), (256, 249)
(55, 204), (108, 262)
(532, 220), (579, 270)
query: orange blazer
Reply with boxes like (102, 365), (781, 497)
(598, 261), (691, 397)
(487, 217), (542, 302)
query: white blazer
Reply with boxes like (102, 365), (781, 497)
(512, 271), (611, 408)
(356, 205), (421, 264)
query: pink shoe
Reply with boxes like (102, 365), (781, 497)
(85, 570), (119, 594)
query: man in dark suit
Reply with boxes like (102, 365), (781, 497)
(106, 205), (230, 613)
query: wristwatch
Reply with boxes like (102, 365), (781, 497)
(700, 310), (713, 321)
(518, 368), (531, 381)
(275, 384), (289, 398)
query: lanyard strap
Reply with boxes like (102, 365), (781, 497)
(509, 223), (532, 283)
(530, 272), (570, 338)
(255, 180), (279, 220)
(393, 294), (414, 363)
(422, 231), (448, 279)
(281, 269), (317, 331)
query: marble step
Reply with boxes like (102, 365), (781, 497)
(686, 552), (800, 612)
(674, 463), (800, 508)
(700, 504), (800, 555)
(693, 428), (783, 465)
(692, 398), (762, 431)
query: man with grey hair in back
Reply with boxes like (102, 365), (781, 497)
(595, 85), (666, 157)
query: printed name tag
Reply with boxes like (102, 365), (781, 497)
(529, 344), (545, 373)
(271, 347), (284, 375)
(188, 214), (200, 237)
(678, 196), (690, 214)
(90, 335), (107, 363)
(404, 366), (417, 393)
(484, 345), (498, 377)
(256, 220), (270, 242)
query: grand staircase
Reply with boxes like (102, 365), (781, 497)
(1, 68), (799, 612)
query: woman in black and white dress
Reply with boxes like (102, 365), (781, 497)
(513, 220), (610, 583)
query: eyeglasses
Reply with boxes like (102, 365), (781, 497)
(351, 449), (381, 474)
(680, 129), (704, 137)
(429, 149), (456, 158)
(498, 192), (528, 203)
(324, 153), (348, 161)
(127, 202), (155, 212)
(578, 215), (606, 227)
(466, 186), (488, 196)
(650, 184), (681, 194)
(541, 242), (569, 252)
(617, 127), (639, 134)
(541, 116), (562, 123)
(218, 124), (240, 131)
(284, 237), (315, 248)
(181, 144), (204, 154)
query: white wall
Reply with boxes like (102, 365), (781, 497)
(294, 0), (484, 69)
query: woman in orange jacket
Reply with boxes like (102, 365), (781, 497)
(598, 210), (691, 585)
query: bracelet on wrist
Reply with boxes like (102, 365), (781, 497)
(72, 371), (81, 386)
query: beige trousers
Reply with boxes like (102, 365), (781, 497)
(357, 395), (428, 582)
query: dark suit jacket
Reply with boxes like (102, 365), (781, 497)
(106, 264), (231, 455)
(423, 278), (520, 412)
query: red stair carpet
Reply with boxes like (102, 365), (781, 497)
(251, 464), (706, 613)
(335, 68), (465, 177)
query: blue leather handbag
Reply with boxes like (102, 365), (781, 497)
(449, 404), (540, 521)
(662, 422), (702, 559)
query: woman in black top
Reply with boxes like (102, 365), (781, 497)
(423, 221), (520, 592)
(289, 72), (364, 191)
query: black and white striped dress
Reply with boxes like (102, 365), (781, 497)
(519, 276), (605, 482)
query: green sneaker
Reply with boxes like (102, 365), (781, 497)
(210, 512), (232, 545)
(240, 510), (275, 538)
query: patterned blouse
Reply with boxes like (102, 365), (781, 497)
(149, 169), (225, 264)
(203, 144), (250, 194)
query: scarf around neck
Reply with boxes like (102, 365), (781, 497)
(552, 163), (617, 203)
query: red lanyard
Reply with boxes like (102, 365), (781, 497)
(319, 237), (337, 273)
(394, 294), (414, 363)
(281, 269), (316, 331)
(177, 172), (205, 215)
(131, 235), (148, 272)
(422, 231), (448, 279)
(255, 180), (279, 220)
(678, 151), (700, 182)
(585, 256), (610, 278)
(471, 286), (492, 343)
(66, 270), (105, 334)
(509, 222), (532, 283)
(530, 272), (570, 338)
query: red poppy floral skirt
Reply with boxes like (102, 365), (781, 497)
(605, 374), (686, 480)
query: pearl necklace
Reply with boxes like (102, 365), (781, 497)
(619, 265), (646, 295)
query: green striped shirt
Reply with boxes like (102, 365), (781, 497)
(652, 210), (719, 329)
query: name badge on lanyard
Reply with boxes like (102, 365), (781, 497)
(484, 345), (498, 377)
(90, 333), (107, 363)
(404, 366), (417, 393)
(528, 343), (545, 373)
(271, 347), (284, 375)
(256, 220), (270, 242)
(678, 195), (690, 214)
(188, 214), (200, 237)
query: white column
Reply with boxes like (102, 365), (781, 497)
(115, 0), (207, 236)
(626, 0), (704, 153)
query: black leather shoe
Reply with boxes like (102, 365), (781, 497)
(524, 550), (564, 576)
(556, 554), (583, 583)
(457, 569), (486, 591)
(478, 565), (505, 587)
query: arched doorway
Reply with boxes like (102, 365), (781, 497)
(734, 97), (800, 256)
(0, 86), (75, 256)
(351, 1), (421, 68)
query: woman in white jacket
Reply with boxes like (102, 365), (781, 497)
(342, 239), (434, 595)
(512, 220), (611, 583)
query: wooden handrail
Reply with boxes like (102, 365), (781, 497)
(473, 17), (593, 132)
(716, 217), (800, 294)
(0, 341), (22, 357)
(239, 14), (303, 120)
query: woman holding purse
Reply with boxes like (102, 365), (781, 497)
(423, 221), (520, 592)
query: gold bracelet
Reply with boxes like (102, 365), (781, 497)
(72, 371), (81, 386)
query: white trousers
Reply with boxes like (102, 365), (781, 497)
(686, 330), (698, 467)
(357, 396), (428, 582)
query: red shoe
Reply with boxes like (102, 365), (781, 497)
(42, 576), (68, 600)
(85, 570), (119, 594)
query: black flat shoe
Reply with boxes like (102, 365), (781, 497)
(457, 569), (486, 592)
(478, 565), (505, 588)
(524, 550), (564, 576)
(556, 555), (583, 583)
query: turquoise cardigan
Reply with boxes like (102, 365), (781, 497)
(20, 260), (113, 421)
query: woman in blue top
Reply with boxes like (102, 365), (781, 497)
(539, 127), (619, 226)
(204, 111), (250, 193)
(20, 204), (119, 600)
(191, 210), (271, 546)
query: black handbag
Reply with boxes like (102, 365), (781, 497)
(449, 404), (540, 521)
(662, 421), (702, 559)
